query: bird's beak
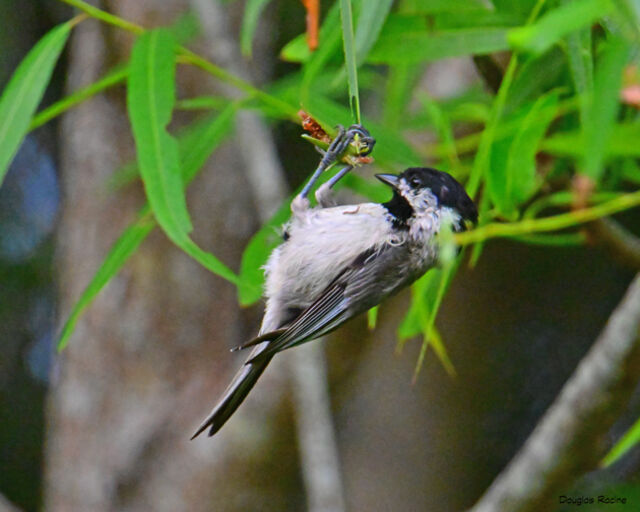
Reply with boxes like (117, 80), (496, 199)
(375, 173), (400, 190)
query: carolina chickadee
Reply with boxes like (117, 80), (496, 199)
(192, 133), (477, 439)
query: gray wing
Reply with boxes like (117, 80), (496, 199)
(246, 243), (412, 365)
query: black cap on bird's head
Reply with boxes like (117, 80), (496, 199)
(377, 167), (478, 227)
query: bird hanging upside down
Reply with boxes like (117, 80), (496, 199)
(191, 125), (477, 439)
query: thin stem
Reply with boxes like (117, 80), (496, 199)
(177, 49), (299, 121)
(339, 0), (361, 124)
(454, 190), (640, 246)
(30, 67), (128, 130)
(58, 0), (299, 121)
(60, 0), (143, 34)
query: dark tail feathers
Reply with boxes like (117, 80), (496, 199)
(191, 340), (274, 439)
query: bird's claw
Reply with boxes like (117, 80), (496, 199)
(297, 123), (375, 204)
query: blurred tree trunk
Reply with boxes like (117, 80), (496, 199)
(45, 2), (301, 510)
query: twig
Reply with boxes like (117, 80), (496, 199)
(469, 273), (640, 512)
(58, 0), (298, 121)
(454, 189), (640, 246)
(189, 1), (346, 511)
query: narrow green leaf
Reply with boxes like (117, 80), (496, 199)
(581, 37), (630, 181)
(414, 327), (456, 381)
(508, 0), (613, 55)
(110, 106), (235, 189)
(0, 21), (72, 187)
(507, 47), (567, 114)
(340, 0), (361, 123)
(241, 0), (272, 57)
(328, 0), (395, 89)
(398, 272), (440, 342)
(128, 29), (192, 234)
(398, 253), (461, 378)
(57, 208), (155, 351)
(506, 93), (559, 205)
(468, 50), (518, 197)
(602, 416), (640, 467)
(128, 29), (238, 283)
(59, 108), (236, 349)
(563, 14), (593, 125)
(368, 28), (509, 64)
(367, 306), (379, 330)
(489, 92), (559, 217)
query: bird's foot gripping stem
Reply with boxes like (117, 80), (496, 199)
(296, 124), (375, 212)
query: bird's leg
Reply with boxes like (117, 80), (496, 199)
(293, 125), (347, 215)
(292, 124), (375, 215)
(298, 126), (347, 198)
(315, 165), (353, 207)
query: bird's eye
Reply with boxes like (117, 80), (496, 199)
(410, 177), (421, 188)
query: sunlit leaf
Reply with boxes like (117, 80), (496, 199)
(0, 21), (71, 186)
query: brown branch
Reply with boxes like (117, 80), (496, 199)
(470, 273), (640, 512)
